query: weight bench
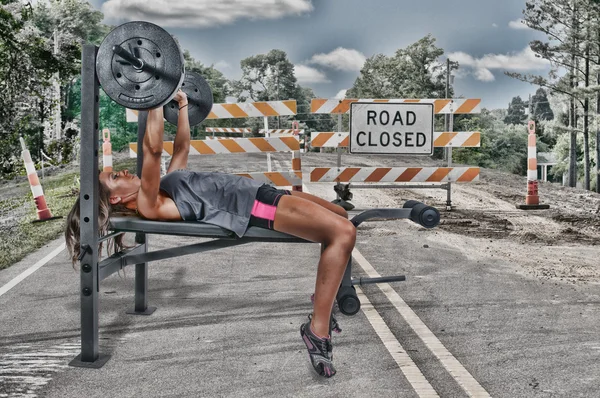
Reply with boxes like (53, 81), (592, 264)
(72, 44), (440, 368)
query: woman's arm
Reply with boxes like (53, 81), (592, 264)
(137, 107), (165, 218)
(167, 90), (190, 173)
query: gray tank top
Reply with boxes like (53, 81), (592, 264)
(159, 170), (264, 237)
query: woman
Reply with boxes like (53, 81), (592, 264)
(65, 90), (356, 378)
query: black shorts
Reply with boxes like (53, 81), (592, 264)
(247, 185), (291, 230)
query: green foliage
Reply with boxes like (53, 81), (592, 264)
(453, 110), (549, 176)
(531, 88), (553, 121)
(0, 0), (108, 177)
(347, 35), (452, 99)
(504, 96), (527, 125)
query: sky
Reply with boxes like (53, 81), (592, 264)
(87, 0), (550, 110)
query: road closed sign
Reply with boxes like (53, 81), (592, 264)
(350, 102), (434, 155)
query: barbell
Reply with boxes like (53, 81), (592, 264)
(95, 21), (213, 126)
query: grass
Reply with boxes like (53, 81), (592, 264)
(0, 157), (137, 271)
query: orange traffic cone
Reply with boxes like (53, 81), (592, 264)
(517, 121), (549, 210)
(20, 137), (62, 223)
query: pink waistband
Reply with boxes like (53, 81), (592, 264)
(251, 200), (277, 221)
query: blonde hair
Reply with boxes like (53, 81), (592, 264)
(64, 179), (133, 268)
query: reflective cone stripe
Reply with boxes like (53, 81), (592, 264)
(309, 167), (480, 183)
(129, 137), (300, 157)
(237, 171), (302, 187)
(205, 128), (251, 133)
(310, 132), (480, 148)
(311, 99), (481, 114)
(102, 128), (113, 172)
(19, 138), (53, 220)
(207, 100), (297, 119)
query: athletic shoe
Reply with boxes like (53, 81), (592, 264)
(308, 312), (342, 334)
(300, 321), (336, 377)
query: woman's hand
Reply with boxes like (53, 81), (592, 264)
(173, 90), (188, 107)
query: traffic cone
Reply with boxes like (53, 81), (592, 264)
(102, 128), (113, 172)
(20, 137), (62, 222)
(517, 121), (549, 210)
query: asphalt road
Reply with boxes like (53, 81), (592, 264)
(1, 152), (599, 398)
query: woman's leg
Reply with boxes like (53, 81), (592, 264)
(273, 195), (356, 338)
(289, 191), (348, 219)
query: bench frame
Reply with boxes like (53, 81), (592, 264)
(71, 45), (416, 369)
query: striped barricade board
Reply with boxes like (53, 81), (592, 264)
(311, 99), (481, 115)
(126, 100), (297, 122)
(259, 129), (305, 135)
(205, 128), (252, 133)
(310, 132), (481, 148)
(208, 100), (297, 119)
(309, 167), (480, 183)
(235, 171), (302, 187)
(129, 137), (300, 157)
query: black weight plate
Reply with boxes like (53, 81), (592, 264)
(164, 71), (214, 127)
(96, 21), (185, 110)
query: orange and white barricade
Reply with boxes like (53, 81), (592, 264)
(129, 100), (301, 191)
(309, 98), (482, 210)
(311, 98), (481, 115)
(310, 167), (480, 183)
(20, 137), (59, 222)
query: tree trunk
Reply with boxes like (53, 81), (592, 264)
(570, 97), (577, 188)
(569, 59), (577, 188)
(583, 20), (590, 190)
(597, 28), (600, 193)
(584, 74), (590, 190)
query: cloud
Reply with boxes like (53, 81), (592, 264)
(294, 65), (330, 84)
(508, 19), (530, 30)
(334, 89), (347, 100)
(213, 60), (231, 70)
(101, 0), (313, 28)
(307, 47), (366, 72)
(492, 23), (498, 28)
(448, 47), (549, 82)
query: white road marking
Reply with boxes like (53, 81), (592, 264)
(353, 249), (491, 398)
(0, 243), (65, 298)
(0, 342), (79, 398)
(355, 286), (439, 397)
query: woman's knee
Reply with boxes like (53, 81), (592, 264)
(331, 219), (356, 250)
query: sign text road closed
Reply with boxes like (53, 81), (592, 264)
(350, 102), (434, 155)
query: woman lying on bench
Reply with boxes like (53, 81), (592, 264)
(65, 90), (355, 378)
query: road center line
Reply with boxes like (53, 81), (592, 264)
(0, 242), (65, 298)
(355, 286), (440, 397)
(352, 248), (491, 398)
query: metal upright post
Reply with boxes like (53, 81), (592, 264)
(264, 116), (272, 172)
(70, 44), (110, 368)
(445, 58), (453, 211)
(446, 111), (454, 211)
(336, 113), (342, 200)
(127, 111), (155, 316)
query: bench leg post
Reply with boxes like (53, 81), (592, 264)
(127, 232), (156, 315)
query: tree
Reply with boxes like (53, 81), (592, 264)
(504, 96), (528, 125)
(507, 0), (600, 189)
(347, 35), (451, 99)
(233, 49), (297, 102)
(232, 49), (335, 132)
(530, 88), (554, 121)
